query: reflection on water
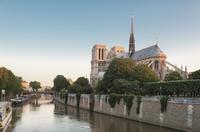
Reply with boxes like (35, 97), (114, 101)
(55, 102), (179, 132)
(7, 95), (179, 132)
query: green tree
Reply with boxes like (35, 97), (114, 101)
(68, 77), (93, 94)
(29, 81), (41, 92)
(190, 69), (200, 79)
(74, 77), (89, 87)
(95, 79), (105, 94)
(102, 58), (136, 93)
(130, 64), (159, 83)
(110, 79), (140, 95)
(164, 71), (183, 81)
(53, 75), (70, 91)
(0, 67), (22, 96)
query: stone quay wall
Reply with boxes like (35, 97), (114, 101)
(54, 93), (200, 132)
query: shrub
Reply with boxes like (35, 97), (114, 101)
(108, 93), (118, 108)
(123, 95), (134, 116)
(165, 71), (183, 81)
(160, 96), (169, 113)
(76, 93), (81, 108)
(143, 79), (200, 97)
(190, 69), (200, 79)
(136, 96), (142, 114)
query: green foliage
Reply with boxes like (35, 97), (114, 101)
(123, 95), (134, 116)
(68, 77), (93, 94)
(165, 71), (183, 81)
(0, 67), (23, 96)
(29, 81), (41, 92)
(108, 93), (117, 108)
(136, 96), (142, 114)
(95, 80), (105, 94)
(190, 69), (200, 79)
(108, 93), (134, 115)
(76, 93), (81, 108)
(53, 75), (70, 92)
(68, 83), (93, 94)
(160, 96), (169, 113)
(110, 79), (140, 95)
(74, 77), (89, 87)
(130, 64), (160, 84)
(102, 58), (136, 93)
(68, 83), (82, 93)
(98, 59), (160, 95)
(143, 79), (200, 97)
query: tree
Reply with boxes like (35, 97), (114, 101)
(110, 79), (140, 95)
(102, 58), (136, 93)
(0, 67), (22, 96)
(68, 77), (93, 94)
(130, 64), (159, 83)
(74, 77), (89, 87)
(164, 71), (183, 81)
(95, 80), (105, 94)
(53, 75), (70, 91)
(29, 81), (41, 92)
(190, 69), (200, 79)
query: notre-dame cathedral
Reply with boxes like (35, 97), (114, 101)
(90, 18), (188, 87)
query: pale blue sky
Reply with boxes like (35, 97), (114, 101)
(0, 0), (200, 86)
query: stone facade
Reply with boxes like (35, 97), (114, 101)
(55, 94), (200, 132)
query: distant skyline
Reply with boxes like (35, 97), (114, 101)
(0, 0), (200, 86)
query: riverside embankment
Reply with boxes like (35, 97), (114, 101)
(54, 93), (200, 132)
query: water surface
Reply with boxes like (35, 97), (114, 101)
(7, 95), (179, 132)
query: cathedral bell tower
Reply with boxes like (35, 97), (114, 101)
(129, 18), (135, 57)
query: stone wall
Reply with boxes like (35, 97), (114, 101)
(54, 93), (200, 132)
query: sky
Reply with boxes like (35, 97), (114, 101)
(0, 0), (200, 86)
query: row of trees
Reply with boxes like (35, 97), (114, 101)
(53, 75), (93, 94)
(143, 79), (200, 97)
(0, 67), (42, 98)
(0, 67), (23, 96)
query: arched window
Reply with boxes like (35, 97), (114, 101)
(102, 48), (104, 60)
(155, 60), (159, 70)
(99, 48), (101, 60)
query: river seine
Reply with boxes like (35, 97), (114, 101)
(7, 95), (179, 132)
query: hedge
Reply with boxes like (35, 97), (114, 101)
(143, 79), (200, 97)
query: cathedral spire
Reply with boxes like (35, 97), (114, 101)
(129, 17), (135, 57)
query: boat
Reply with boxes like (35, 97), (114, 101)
(10, 95), (30, 105)
(0, 102), (12, 132)
(10, 98), (23, 105)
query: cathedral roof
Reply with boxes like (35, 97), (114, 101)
(131, 44), (167, 60)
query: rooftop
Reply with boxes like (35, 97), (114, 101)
(132, 44), (167, 60)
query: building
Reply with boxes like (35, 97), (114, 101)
(90, 18), (188, 87)
(21, 80), (29, 90)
